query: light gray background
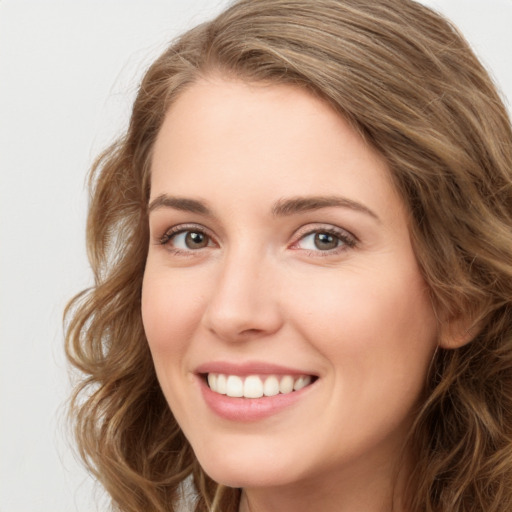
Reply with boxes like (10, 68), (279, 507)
(1, 1), (511, 511)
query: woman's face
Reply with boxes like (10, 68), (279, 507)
(142, 78), (438, 493)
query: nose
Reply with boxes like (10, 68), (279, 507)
(201, 249), (283, 342)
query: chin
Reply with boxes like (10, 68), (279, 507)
(195, 444), (302, 489)
(204, 466), (294, 490)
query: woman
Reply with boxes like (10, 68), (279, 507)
(65, 0), (512, 510)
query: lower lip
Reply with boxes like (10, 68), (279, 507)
(198, 377), (314, 422)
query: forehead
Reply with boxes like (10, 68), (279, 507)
(150, 77), (403, 222)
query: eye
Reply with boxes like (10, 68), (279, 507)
(160, 226), (214, 251)
(173, 231), (210, 249)
(293, 227), (357, 253)
(300, 232), (340, 251)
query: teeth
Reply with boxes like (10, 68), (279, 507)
(244, 375), (264, 398)
(293, 376), (312, 391)
(263, 375), (280, 397)
(217, 374), (227, 394)
(207, 373), (217, 390)
(279, 375), (294, 394)
(207, 373), (314, 398)
(226, 375), (244, 397)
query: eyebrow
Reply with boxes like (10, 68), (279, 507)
(148, 193), (379, 221)
(148, 195), (212, 215)
(272, 195), (380, 221)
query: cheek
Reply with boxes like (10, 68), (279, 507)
(289, 263), (437, 380)
(296, 268), (438, 443)
(141, 268), (204, 359)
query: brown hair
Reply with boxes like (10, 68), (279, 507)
(65, 0), (512, 510)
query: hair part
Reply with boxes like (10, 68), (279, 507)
(65, 1), (512, 510)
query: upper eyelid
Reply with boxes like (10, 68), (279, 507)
(157, 223), (217, 245)
(161, 223), (212, 236)
(292, 223), (357, 240)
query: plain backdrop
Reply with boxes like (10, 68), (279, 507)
(1, 1), (511, 511)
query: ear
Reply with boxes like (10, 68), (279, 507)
(438, 314), (479, 349)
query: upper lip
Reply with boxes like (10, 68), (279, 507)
(195, 360), (317, 377)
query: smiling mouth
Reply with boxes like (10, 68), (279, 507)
(204, 373), (316, 399)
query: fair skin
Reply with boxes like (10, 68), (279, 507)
(142, 77), (440, 512)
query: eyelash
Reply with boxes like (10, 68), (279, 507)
(157, 224), (357, 256)
(158, 224), (215, 256)
(290, 226), (357, 256)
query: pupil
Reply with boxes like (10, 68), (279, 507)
(315, 232), (338, 250)
(186, 232), (207, 248)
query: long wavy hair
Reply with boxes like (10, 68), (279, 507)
(65, 0), (512, 510)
